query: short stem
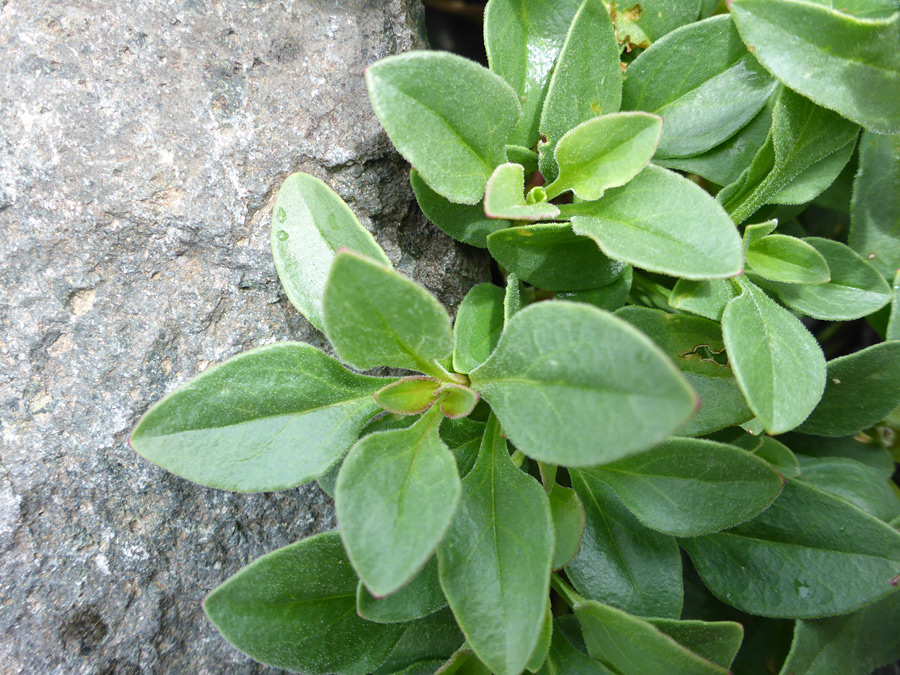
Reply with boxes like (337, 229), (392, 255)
(510, 450), (526, 468)
(551, 573), (583, 609)
(418, 358), (466, 385)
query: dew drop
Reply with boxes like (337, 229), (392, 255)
(276, 207), (287, 223)
(276, 230), (289, 241)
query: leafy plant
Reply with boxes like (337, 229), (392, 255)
(131, 1), (900, 673)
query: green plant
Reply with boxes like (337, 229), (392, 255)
(130, 1), (900, 673)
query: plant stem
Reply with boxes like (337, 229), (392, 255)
(550, 573), (583, 609)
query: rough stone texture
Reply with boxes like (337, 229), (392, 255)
(0, 0), (488, 672)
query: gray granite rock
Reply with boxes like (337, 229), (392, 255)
(0, 0), (487, 671)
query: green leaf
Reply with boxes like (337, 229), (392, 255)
(795, 456), (900, 522)
(507, 145), (540, 174)
(469, 301), (697, 466)
(557, 267), (633, 312)
(357, 558), (448, 625)
(655, 104), (772, 187)
(203, 532), (404, 674)
(778, 589), (900, 675)
(646, 618), (743, 669)
(539, 0), (621, 183)
(376, 377), (442, 415)
(487, 223), (625, 292)
(583, 437), (783, 537)
(130, 343), (388, 492)
(729, 0), (900, 133)
(622, 15), (775, 158)
(484, 0), (581, 148)
(849, 131), (900, 279)
(718, 87), (860, 223)
(798, 342), (900, 436)
(437, 415), (553, 675)
(669, 279), (738, 321)
(503, 272), (526, 325)
(537, 622), (614, 674)
(436, 646), (491, 675)
(527, 599), (554, 673)
(323, 251), (454, 375)
(548, 483), (586, 570)
(441, 417), (486, 479)
(721, 278), (826, 434)
(453, 284), (505, 375)
(484, 163), (561, 221)
(729, 432), (802, 478)
(544, 113), (662, 200)
(568, 469), (683, 618)
(411, 170), (508, 249)
(574, 599), (734, 675)
(754, 237), (892, 321)
(336, 407), (461, 596)
(366, 52), (520, 204)
(802, 0), (900, 20)
(271, 173), (392, 332)
(605, 0), (702, 47)
(769, 138), (856, 205)
(889, 269), (900, 341)
(682, 478), (900, 618)
(568, 165), (743, 279)
(616, 306), (753, 435)
(745, 234), (831, 284)
(373, 609), (464, 675)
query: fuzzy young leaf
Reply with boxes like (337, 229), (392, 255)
(437, 415), (553, 675)
(754, 237), (892, 321)
(744, 234), (831, 285)
(849, 131), (900, 279)
(271, 173), (391, 332)
(484, 163), (560, 221)
(484, 0), (581, 148)
(539, 0), (621, 182)
(798, 342), (900, 437)
(721, 278), (826, 434)
(568, 165), (743, 280)
(769, 139), (856, 205)
(616, 306), (753, 435)
(469, 301), (697, 466)
(682, 479), (900, 618)
(568, 470), (683, 618)
(375, 377), (442, 415)
(543, 112), (662, 200)
(453, 284), (505, 375)
(323, 251), (453, 375)
(366, 52), (520, 204)
(622, 15), (775, 158)
(438, 384), (479, 419)
(548, 483), (586, 571)
(718, 87), (859, 223)
(411, 170), (509, 249)
(503, 272), (525, 325)
(729, 0), (900, 133)
(778, 589), (900, 675)
(336, 406), (461, 597)
(574, 599), (737, 675)
(487, 223), (625, 292)
(357, 558), (448, 625)
(203, 532), (404, 674)
(130, 343), (388, 492)
(582, 438), (783, 537)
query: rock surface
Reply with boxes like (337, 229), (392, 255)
(0, 0), (487, 671)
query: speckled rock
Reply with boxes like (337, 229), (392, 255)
(0, 0), (487, 672)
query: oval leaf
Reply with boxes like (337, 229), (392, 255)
(582, 437), (784, 537)
(453, 283), (505, 375)
(130, 343), (388, 492)
(721, 278), (826, 434)
(682, 478), (900, 618)
(622, 15), (776, 158)
(271, 173), (391, 331)
(366, 51), (521, 204)
(469, 301), (697, 466)
(336, 407), (462, 597)
(323, 251), (454, 374)
(203, 532), (404, 674)
(484, 163), (560, 221)
(357, 558), (448, 625)
(437, 415), (553, 675)
(745, 234), (832, 284)
(569, 165), (743, 279)
(544, 112), (662, 200)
